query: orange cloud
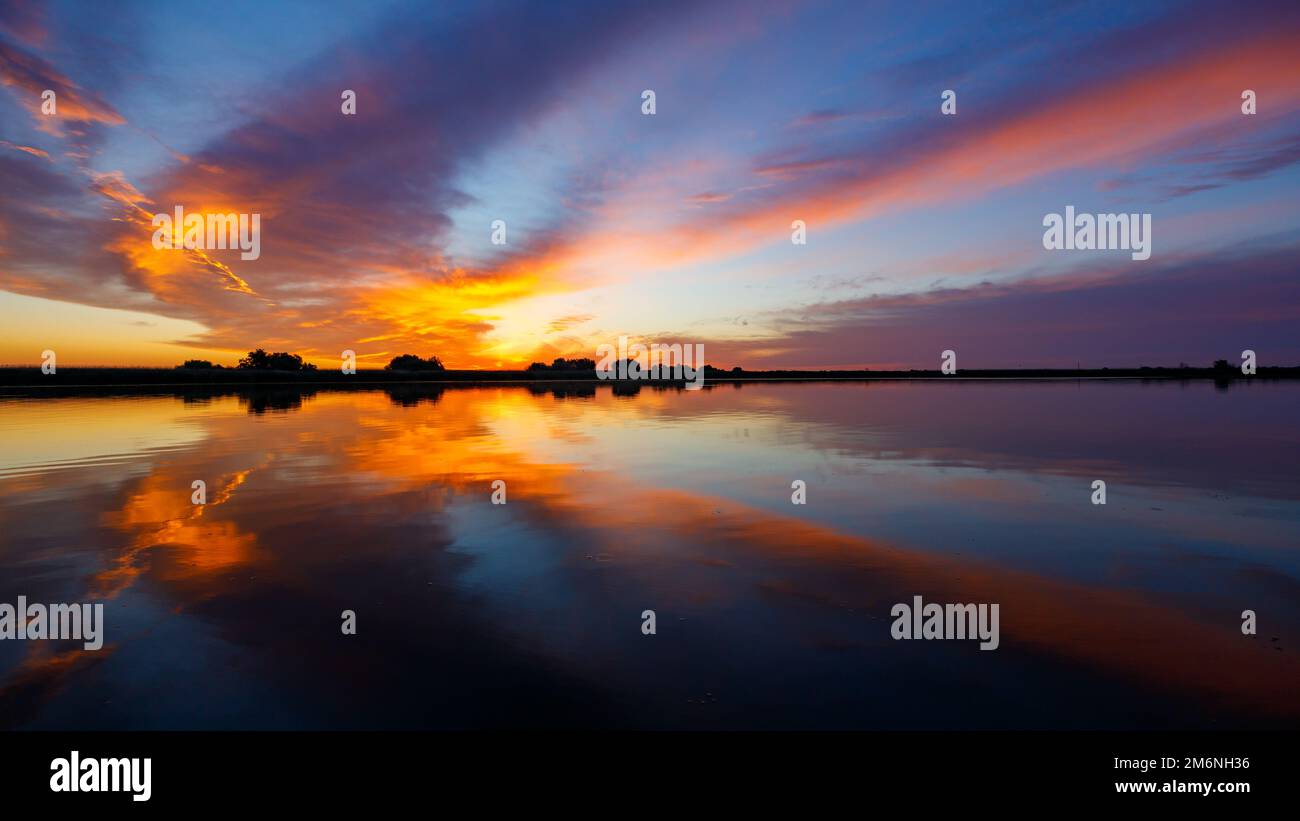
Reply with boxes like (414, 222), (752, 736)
(0, 140), (48, 158)
(0, 40), (125, 135)
(550, 28), (1300, 284)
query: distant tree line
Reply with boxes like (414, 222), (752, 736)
(176, 351), (452, 372)
(526, 357), (596, 371)
(176, 349), (317, 371)
(180, 351), (1265, 378)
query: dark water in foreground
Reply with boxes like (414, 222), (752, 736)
(1, 380), (1297, 729)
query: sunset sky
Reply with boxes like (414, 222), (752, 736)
(1, 0), (1298, 369)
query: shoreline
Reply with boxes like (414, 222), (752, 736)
(2, 365), (1296, 391)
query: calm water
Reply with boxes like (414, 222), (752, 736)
(1, 380), (1297, 729)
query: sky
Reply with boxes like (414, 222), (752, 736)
(0, 0), (1297, 369)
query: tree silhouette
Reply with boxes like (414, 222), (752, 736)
(386, 354), (445, 372)
(237, 349), (317, 371)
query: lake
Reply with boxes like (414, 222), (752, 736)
(1, 379), (1297, 729)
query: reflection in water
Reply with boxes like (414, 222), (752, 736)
(0, 381), (1297, 729)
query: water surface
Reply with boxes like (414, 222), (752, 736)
(1, 380), (1297, 729)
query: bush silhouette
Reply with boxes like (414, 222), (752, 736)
(237, 349), (318, 371)
(386, 354), (445, 372)
(527, 357), (595, 371)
